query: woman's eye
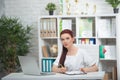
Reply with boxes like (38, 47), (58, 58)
(61, 39), (64, 41)
(66, 37), (70, 40)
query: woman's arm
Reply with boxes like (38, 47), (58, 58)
(52, 65), (59, 72)
(80, 64), (98, 73)
(52, 65), (67, 73)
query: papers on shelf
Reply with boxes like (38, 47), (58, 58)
(61, 19), (72, 30)
(79, 18), (93, 37)
(99, 45), (116, 59)
(65, 71), (85, 75)
(97, 18), (116, 37)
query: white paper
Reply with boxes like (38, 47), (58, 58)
(65, 71), (85, 75)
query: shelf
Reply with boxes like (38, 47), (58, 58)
(38, 14), (119, 79)
(42, 57), (56, 59)
(100, 58), (117, 61)
(77, 37), (96, 38)
(41, 37), (58, 39)
(97, 37), (116, 39)
(39, 14), (119, 18)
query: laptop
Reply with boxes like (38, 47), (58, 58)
(18, 56), (55, 76)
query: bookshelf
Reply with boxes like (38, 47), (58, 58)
(38, 14), (120, 80)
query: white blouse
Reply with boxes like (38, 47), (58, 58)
(53, 48), (97, 71)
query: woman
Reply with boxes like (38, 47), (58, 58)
(52, 29), (98, 73)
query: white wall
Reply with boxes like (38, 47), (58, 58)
(3, 0), (118, 57)
(0, 0), (5, 72)
(4, 0), (59, 57)
(0, 0), (5, 16)
(0, 0), (5, 78)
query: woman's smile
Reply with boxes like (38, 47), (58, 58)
(64, 43), (68, 47)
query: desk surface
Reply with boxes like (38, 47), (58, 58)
(2, 71), (105, 80)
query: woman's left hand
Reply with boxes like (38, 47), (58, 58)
(80, 64), (98, 73)
(80, 68), (88, 73)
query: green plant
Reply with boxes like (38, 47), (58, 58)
(106, 0), (120, 8)
(0, 16), (32, 74)
(45, 2), (56, 11)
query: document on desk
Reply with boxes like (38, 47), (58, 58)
(65, 71), (85, 75)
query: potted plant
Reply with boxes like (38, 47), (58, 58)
(105, 0), (120, 13)
(45, 2), (56, 15)
(0, 16), (32, 74)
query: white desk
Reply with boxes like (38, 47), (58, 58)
(2, 71), (105, 80)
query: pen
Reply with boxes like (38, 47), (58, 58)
(58, 64), (63, 68)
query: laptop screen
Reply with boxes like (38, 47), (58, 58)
(18, 56), (40, 75)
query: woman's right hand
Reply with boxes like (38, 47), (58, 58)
(58, 67), (67, 73)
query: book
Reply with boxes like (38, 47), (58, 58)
(104, 72), (112, 80)
(40, 19), (44, 37)
(43, 19), (47, 37)
(48, 60), (52, 72)
(42, 46), (49, 57)
(81, 38), (86, 44)
(112, 66), (117, 80)
(99, 45), (105, 58)
(51, 18), (57, 37)
(42, 59), (46, 72)
(46, 60), (49, 72)
(85, 38), (89, 44)
(89, 38), (95, 44)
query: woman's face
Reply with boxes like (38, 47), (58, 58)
(60, 33), (74, 49)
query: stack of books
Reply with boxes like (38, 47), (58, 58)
(42, 59), (55, 72)
(40, 18), (57, 37)
(78, 38), (95, 45)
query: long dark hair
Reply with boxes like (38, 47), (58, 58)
(59, 29), (74, 67)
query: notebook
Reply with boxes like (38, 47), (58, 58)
(18, 56), (55, 76)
